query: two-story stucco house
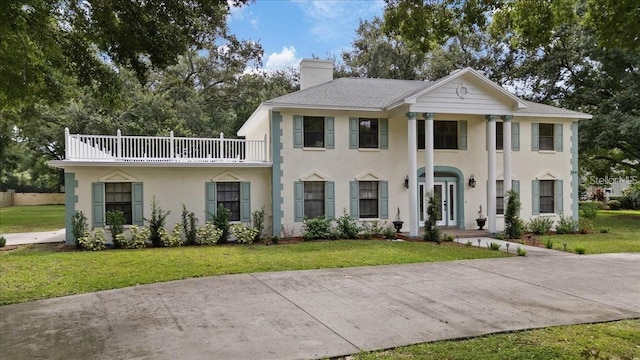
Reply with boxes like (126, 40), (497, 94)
(49, 59), (591, 244)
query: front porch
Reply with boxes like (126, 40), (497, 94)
(400, 227), (490, 240)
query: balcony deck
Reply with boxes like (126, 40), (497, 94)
(61, 129), (270, 166)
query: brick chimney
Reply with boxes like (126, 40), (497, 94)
(299, 59), (334, 90)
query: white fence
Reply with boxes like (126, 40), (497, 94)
(64, 129), (269, 163)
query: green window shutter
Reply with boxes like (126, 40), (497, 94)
(380, 118), (389, 149)
(555, 180), (564, 214)
(512, 122), (520, 151)
(240, 182), (251, 223)
(379, 181), (389, 219)
(325, 117), (335, 149)
(92, 182), (105, 228)
(349, 117), (358, 149)
(293, 115), (303, 148)
(555, 123), (563, 152)
(325, 181), (335, 219)
(205, 182), (217, 222)
(132, 182), (144, 226)
(531, 123), (539, 151)
(532, 180), (540, 215)
(512, 180), (520, 194)
(458, 120), (467, 150)
(294, 181), (304, 222)
(349, 181), (359, 219)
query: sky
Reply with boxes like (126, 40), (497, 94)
(227, 0), (385, 71)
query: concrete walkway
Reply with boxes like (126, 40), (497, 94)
(2, 229), (66, 246)
(1, 252), (638, 360)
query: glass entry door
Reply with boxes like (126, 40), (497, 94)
(419, 181), (456, 227)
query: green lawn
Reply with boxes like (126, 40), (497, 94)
(540, 210), (640, 254)
(0, 240), (507, 305)
(0, 205), (65, 233)
(347, 319), (640, 360)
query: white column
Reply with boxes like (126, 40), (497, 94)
(424, 113), (435, 198)
(502, 115), (513, 196)
(486, 115), (497, 233)
(406, 112), (419, 236)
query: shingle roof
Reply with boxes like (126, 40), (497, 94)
(516, 100), (589, 117)
(265, 77), (434, 110)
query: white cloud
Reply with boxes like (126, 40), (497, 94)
(265, 46), (300, 71)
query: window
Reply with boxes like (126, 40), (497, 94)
(434, 121), (458, 149)
(539, 180), (554, 214)
(359, 118), (378, 148)
(217, 182), (240, 221)
(539, 123), (554, 151)
(496, 121), (504, 150)
(418, 120), (426, 149)
(359, 181), (379, 218)
(105, 182), (132, 224)
(303, 116), (324, 148)
(496, 180), (504, 215)
(304, 182), (325, 218)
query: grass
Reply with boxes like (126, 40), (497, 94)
(347, 319), (640, 360)
(0, 205), (65, 233)
(541, 210), (640, 254)
(0, 240), (507, 305)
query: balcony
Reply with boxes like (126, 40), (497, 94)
(63, 128), (269, 165)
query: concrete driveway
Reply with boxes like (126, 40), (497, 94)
(1, 253), (639, 360)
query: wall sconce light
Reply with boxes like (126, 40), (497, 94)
(468, 174), (476, 188)
(404, 176), (409, 189)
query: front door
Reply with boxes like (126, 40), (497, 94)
(419, 180), (456, 227)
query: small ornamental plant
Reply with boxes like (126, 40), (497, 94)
(231, 224), (260, 244)
(196, 222), (223, 245)
(78, 230), (107, 251)
(160, 224), (183, 247)
(129, 225), (150, 248)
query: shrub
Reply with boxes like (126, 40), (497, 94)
(579, 218), (594, 234)
(71, 211), (88, 249)
(620, 182), (640, 209)
(606, 199), (621, 210)
(360, 222), (372, 239)
(302, 216), (332, 241)
(487, 242), (501, 251)
(158, 225), (182, 247)
(382, 226), (396, 240)
(494, 233), (505, 240)
(0, 236), (6, 247)
(106, 210), (125, 248)
(231, 224), (260, 244)
(251, 208), (266, 243)
(423, 193), (441, 243)
(78, 230), (107, 251)
(181, 205), (198, 246)
(442, 234), (455, 242)
(556, 215), (579, 234)
(544, 239), (553, 249)
(335, 209), (359, 239)
(361, 220), (385, 237)
(599, 227), (610, 234)
(465, 240), (473, 246)
(574, 245), (587, 255)
(196, 222), (223, 245)
(270, 235), (280, 244)
(146, 196), (170, 247)
(212, 204), (231, 243)
(504, 190), (524, 239)
(528, 217), (554, 235)
(579, 201), (599, 220)
(516, 246), (527, 256)
(121, 225), (148, 249)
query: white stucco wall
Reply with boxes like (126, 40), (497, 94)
(65, 166), (271, 232)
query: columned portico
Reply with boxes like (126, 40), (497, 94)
(502, 115), (513, 198)
(406, 112), (419, 236)
(486, 115), (497, 233)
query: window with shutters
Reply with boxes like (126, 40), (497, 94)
(359, 118), (378, 149)
(417, 120), (460, 149)
(105, 182), (132, 224)
(359, 181), (378, 218)
(304, 182), (325, 218)
(540, 180), (555, 214)
(539, 124), (554, 151)
(217, 182), (241, 221)
(303, 116), (324, 148)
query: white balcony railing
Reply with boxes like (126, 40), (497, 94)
(64, 128), (269, 164)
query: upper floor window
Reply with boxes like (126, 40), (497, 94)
(304, 116), (324, 148)
(539, 123), (554, 151)
(496, 121), (504, 150)
(105, 182), (133, 224)
(417, 120), (466, 150)
(359, 118), (379, 149)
